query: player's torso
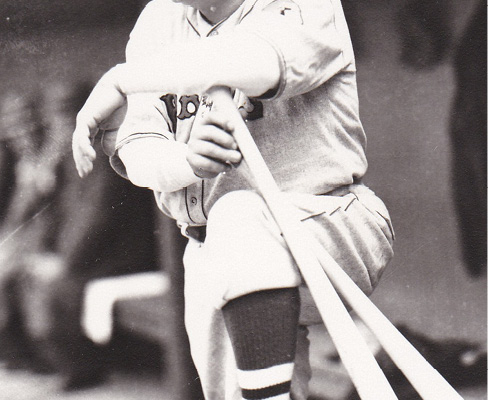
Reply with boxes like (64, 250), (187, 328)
(144, 0), (368, 225)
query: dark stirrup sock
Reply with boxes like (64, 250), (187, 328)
(222, 287), (300, 400)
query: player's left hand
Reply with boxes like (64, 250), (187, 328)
(186, 111), (242, 179)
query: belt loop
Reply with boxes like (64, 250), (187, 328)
(177, 222), (207, 242)
(178, 222), (190, 239)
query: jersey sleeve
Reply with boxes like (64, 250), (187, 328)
(125, 0), (167, 62)
(111, 0), (175, 178)
(237, 0), (355, 99)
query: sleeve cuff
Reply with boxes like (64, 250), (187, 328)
(118, 137), (201, 193)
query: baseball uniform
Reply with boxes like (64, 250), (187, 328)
(109, 0), (395, 398)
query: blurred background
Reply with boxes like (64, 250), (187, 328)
(0, 0), (485, 399)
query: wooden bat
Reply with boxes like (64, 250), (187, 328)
(207, 86), (463, 400)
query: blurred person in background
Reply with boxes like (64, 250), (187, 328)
(342, 2), (488, 397)
(0, 82), (159, 391)
(0, 90), (52, 372)
(448, 1), (486, 278)
(396, 0), (486, 277)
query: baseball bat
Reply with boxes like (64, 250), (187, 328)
(207, 86), (463, 400)
(206, 87), (398, 400)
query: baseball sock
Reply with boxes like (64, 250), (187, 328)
(222, 287), (300, 400)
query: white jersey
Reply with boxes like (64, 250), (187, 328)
(112, 0), (368, 225)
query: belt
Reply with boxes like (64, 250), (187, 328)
(180, 223), (207, 242)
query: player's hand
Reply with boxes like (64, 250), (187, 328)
(72, 66), (127, 178)
(186, 111), (242, 179)
(72, 117), (98, 178)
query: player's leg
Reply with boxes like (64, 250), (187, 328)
(183, 186), (394, 399)
(183, 239), (241, 400)
(204, 185), (394, 302)
(184, 237), (311, 400)
(205, 190), (303, 400)
(222, 288), (299, 400)
(202, 187), (394, 399)
(287, 183), (395, 342)
(182, 190), (305, 399)
(297, 184), (395, 297)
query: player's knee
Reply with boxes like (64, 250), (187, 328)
(203, 191), (299, 304)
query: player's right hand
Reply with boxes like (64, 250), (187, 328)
(72, 65), (127, 178)
(72, 117), (98, 178)
(186, 111), (242, 179)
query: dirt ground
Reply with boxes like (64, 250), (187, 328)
(0, 364), (166, 400)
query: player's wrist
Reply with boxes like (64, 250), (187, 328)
(75, 110), (96, 131)
(78, 67), (126, 128)
(104, 64), (126, 95)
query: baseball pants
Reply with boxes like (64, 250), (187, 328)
(182, 184), (394, 400)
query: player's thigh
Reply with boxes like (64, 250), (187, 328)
(186, 188), (394, 318)
(203, 190), (301, 307)
(292, 189), (394, 325)
(303, 192), (393, 293)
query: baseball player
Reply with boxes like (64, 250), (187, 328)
(72, 0), (395, 399)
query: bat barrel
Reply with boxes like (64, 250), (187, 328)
(311, 242), (464, 400)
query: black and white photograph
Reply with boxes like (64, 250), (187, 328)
(0, 1), (486, 399)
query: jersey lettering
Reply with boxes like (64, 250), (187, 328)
(160, 93), (263, 132)
(160, 94), (201, 133)
(178, 95), (200, 119)
(160, 94), (178, 133)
